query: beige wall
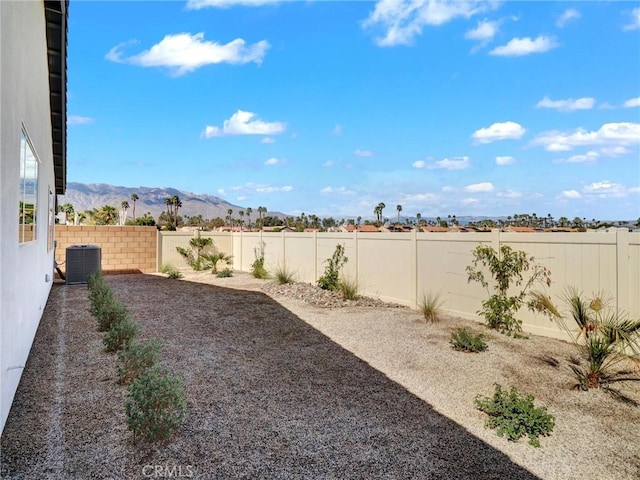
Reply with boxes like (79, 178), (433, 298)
(55, 226), (157, 274)
(159, 229), (639, 341)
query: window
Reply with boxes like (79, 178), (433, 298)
(18, 129), (39, 243)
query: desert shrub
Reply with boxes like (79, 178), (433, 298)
(317, 244), (348, 291)
(159, 264), (173, 274)
(339, 276), (359, 300)
(176, 237), (215, 271)
(167, 268), (183, 279)
(87, 271), (106, 291)
(250, 243), (268, 279)
(273, 262), (295, 284)
(466, 244), (552, 335)
(450, 327), (488, 352)
(87, 277), (115, 319)
(125, 366), (186, 444)
(117, 339), (162, 385)
(103, 315), (138, 353)
(95, 297), (130, 332)
(531, 288), (640, 398)
(475, 384), (555, 447)
(216, 268), (233, 278)
(419, 291), (444, 322)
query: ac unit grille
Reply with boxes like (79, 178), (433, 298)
(66, 245), (101, 285)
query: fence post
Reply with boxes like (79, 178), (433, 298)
(156, 230), (162, 272)
(491, 228), (501, 253)
(616, 227), (630, 315)
(313, 230), (318, 282)
(413, 229), (418, 309)
(354, 229), (359, 288)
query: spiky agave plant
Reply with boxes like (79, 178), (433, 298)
(531, 288), (640, 398)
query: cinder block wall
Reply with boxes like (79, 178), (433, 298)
(55, 226), (157, 275)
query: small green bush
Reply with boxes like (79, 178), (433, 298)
(450, 327), (488, 353)
(88, 280), (115, 319)
(117, 339), (162, 385)
(317, 244), (348, 291)
(103, 316), (138, 353)
(339, 276), (359, 300)
(250, 244), (268, 279)
(419, 292), (444, 322)
(167, 269), (183, 279)
(216, 268), (233, 278)
(96, 298), (130, 332)
(125, 366), (187, 444)
(475, 384), (555, 447)
(87, 271), (106, 291)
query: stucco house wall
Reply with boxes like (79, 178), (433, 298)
(0, 1), (67, 434)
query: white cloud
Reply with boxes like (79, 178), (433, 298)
(106, 33), (269, 75)
(464, 182), (494, 192)
(623, 7), (640, 31)
(497, 190), (522, 198)
(362, 0), (499, 47)
(412, 160), (426, 169)
(354, 149), (374, 157)
(471, 121), (526, 143)
(217, 188), (226, 196)
(202, 110), (285, 138)
(600, 146), (629, 157)
(536, 96), (595, 112)
(264, 157), (280, 166)
(489, 36), (558, 56)
(442, 186), (455, 192)
(461, 198), (479, 205)
(495, 155), (515, 165)
(583, 181), (626, 198)
(323, 160), (335, 167)
(623, 97), (640, 108)
(332, 124), (343, 136)
(68, 115), (95, 125)
(531, 122), (640, 151)
(465, 18), (500, 41)
(554, 151), (600, 164)
(255, 185), (293, 193)
(429, 156), (470, 170)
(562, 190), (581, 199)
(400, 192), (439, 202)
(320, 186), (355, 195)
(261, 137), (275, 144)
(556, 8), (580, 28)
(187, 0), (279, 9)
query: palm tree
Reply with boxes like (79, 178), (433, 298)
(356, 215), (362, 225)
(238, 210), (244, 227)
(246, 207), (252, 229)
(378, 202), (386, 224)
(170, 195), (182, 227)
(396, 204), (402, 224)
(130, 193), (139, 221)
(120, 200), (129, 225)
(416, 212), (422, 225)
(94, 204), (118, 225)
(164, 197), (172, 221)
(227, 208), (233, 227)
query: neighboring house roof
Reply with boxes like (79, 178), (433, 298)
(422, 226), (449, 232)
(45, 0), (68, 194)
(505, 227), (537, 233)
(357, 225), (380, 232)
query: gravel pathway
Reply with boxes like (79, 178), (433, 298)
(1, 271), (639, 479)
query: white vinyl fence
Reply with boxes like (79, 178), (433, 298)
(158, 229), (640, 341)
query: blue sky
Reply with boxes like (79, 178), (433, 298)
(67, 0), (640, 220)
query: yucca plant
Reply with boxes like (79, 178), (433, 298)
(201, 252), (233, 274)
(531, 288), (640, 397)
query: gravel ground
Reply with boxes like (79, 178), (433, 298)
(1, 270), (639, 479)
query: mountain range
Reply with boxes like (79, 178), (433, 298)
(58, 183), (278, 221)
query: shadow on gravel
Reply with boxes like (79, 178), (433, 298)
(2, 274), (540, 479)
